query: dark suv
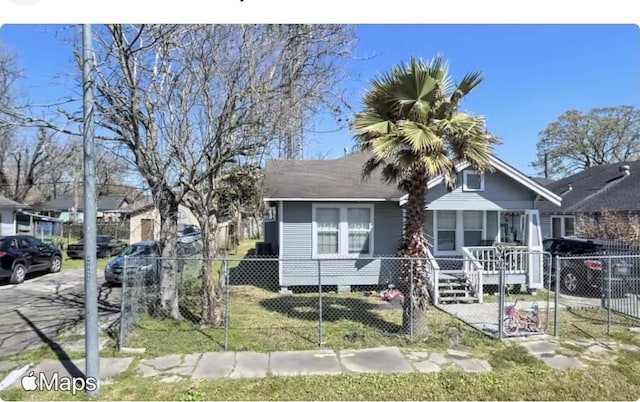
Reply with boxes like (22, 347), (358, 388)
(543, 237), (638, 297)
(0, 235), (63, 284)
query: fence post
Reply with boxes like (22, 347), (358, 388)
(607, 255), (612, 335)
(317, 259), (324, 347)
(497, 262), (504, 340)
(553, 255), (560, 337)
(118, 255), (127, 350)
(224, 259), (230, 351)
(410, 258), (414, 342)
(545, 252), (551, 332)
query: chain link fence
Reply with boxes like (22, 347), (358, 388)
(554, 254), (640, 337)
(117, 252), (579, 352)
(119, 256), (443, 351)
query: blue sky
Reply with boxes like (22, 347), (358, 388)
(1, 24), (639, 177)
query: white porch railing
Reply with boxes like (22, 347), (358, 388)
(461, 247), (484, 303)
(426, 248), (440, 305)
(463, 245), (529, 274)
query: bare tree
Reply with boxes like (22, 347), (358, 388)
(532, 105), (640, 178)
(2, 24), (354, 323)
(169, 24), (355, 325)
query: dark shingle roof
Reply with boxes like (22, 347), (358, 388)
(264, 152), (404, 200)
(537, 161), (640, 214)
(0, 195), (27, 210)
(530, 177), (555, 186)
(35, 195), (129, 212)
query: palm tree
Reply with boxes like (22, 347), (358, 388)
(351, 55), (499, 337)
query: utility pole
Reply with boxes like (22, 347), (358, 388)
(82, 23), (100, 397)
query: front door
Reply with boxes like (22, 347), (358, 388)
(141, 219), (154, 241)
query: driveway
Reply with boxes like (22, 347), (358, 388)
(0, 269), (121, 356)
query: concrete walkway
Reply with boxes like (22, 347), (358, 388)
(2, 338), (639, 389)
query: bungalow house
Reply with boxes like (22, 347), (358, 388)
(35, 195), (131, 223)
(536, 161), (640, 240)
(262, 152), (561, 302)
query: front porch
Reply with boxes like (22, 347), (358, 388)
(426, 208), (546, 306)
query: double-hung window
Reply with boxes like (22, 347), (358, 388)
(313, 204), (374, 257)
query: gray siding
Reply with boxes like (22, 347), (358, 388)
(426, 169), (537, 210)
(540, 214), (552, 239)
(281, 201), (403, 287)
(424, 210), (434, 254)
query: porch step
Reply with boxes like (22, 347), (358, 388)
(435, 269), (480, 304)
(439, 289), (470, 296)
(438, 296), (478, 303)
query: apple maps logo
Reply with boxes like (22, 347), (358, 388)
(21, 371), (98, 395)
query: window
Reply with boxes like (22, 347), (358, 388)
(551, 216), (576, 238)
(313, 204), (373, 257)
(26, 237), (45, 248)
(437, 211), (456, 251)
(316, 208), (340, 254)
(463, 211), (483, 246)
(463, 170), (484, 191)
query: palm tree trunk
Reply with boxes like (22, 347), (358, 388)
(399, 165), (433, 338)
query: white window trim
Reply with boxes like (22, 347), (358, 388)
(551, 215), (576, 238)
(312, 203), (374, 259)
(433, 210), (487, 255)
(462, 170), (485, 192)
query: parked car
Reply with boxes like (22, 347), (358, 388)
(0, 235), (63, 284)
(104, 238), (201, 287)
(67, 235), (128, 259)
(543, 237), (639, 297)
(178, 224), (203, 255)
(104, 241), (161, 286)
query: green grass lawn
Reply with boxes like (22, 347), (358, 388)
(61, 256), (109, 270)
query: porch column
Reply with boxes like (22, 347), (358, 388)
(525, 209), (543, 289)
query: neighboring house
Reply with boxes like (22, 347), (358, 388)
(129, 202), (200, 244)
(536, 161), (640, 239)
(263, 152), (561, 296)
(0, 196), (27, 236)
(35, 195), (131, 222)
(0, 195), (61, 239)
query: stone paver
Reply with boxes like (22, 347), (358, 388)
(269, 350), (341, 376)
(541, 355), (586, 369)
(29, 358), (132, 381)
(192, 352), (236, 379)
(452, 358), (492, 373)
(230, 352), (269, 379)
(446, 349), (470, 358)
(413, 360), (441, 373)
(340, 347), (413, 374)
(522, 340), (558, 355)
(139, 354), (183, 371)
(428, 352), (449, 365)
